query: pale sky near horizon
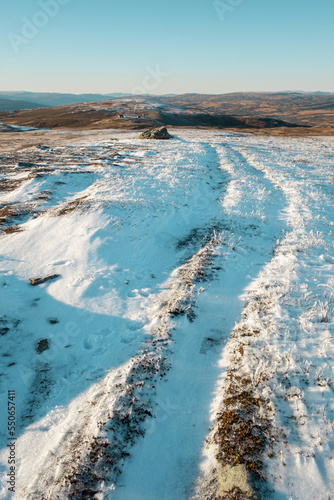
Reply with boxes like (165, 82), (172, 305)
(0, 0), (333, 94)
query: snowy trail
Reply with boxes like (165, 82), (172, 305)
(193, 134), (334, 500)
(239, 137), (334, 499)
(0, 134), (231, 499)
(111, 138), (288, 500)
(0, 130), (333, 499)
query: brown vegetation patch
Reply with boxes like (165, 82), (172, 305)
(1, 225), (23, 234)
(0, 205), (19, 224)
(37, 189), (52, 201)
(214, 372), (271, 478)
(159, 92), (334, 128)
(0, 177), (28, 192)
(217, 486), (253, 500)
(57, 196), (91, 216)
(0, 203), (37, 231)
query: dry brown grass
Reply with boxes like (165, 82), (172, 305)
(57, 196), (91, 216)
(0, 205), (18, 223)
(0, 176), (30, 192)
(160, 92), (334, 128)
(0, 203), (38, 233)
(1, 225), (22, 234)
(214, 372), (271, 478)
(216, 486), (254, 500)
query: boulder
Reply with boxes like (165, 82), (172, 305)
(217, 464), (262, 500)
(139, 127), (172, 140)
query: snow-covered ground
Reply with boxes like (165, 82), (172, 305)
(0, 130), (333, 499)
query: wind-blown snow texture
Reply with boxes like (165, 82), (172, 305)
(0, 130), (333, 499)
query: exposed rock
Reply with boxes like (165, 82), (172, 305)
(0, 327), (9, 336)
(48, 318), (59, 325)
(139, 127), (172, 140)
(29, 274), (61, 286)
(36, 339), (49, 354)
(16, 161), (35, 169)
(217, 464), (261, 500)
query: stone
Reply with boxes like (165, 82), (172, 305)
(36, 339), (49, 354)
(217, 464), (261, 500)
(139, 127), (172, 140)
(48, 318), (59, 325)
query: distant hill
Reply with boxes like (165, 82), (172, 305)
(0, 92), (333, 135)
(0, 98), (47, 112)
(0, 91), (333, 127)
(0, 97), (301, 132)
(156, 92), (334, 127)
(0, 91), (132, 107)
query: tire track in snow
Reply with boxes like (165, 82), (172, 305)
(15, 141), (230, 499)
(238, 139), (334, 499)
(193, 136), (334, 499)
(191, 140), (293, 499)
(19, 229), (224, 500)
(109, 138), (290, 500)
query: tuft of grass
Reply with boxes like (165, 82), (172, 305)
(1, 225), (22, 234)
(0, 205), (18, 222)
(57, 196), (91, 216)
(217, 486), (254, 500)
(0, 178), (26, 192)
(214, 374), (270, 477)
(0, 203), (37, 232)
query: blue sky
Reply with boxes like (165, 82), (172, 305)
(1, 0), (333, 94)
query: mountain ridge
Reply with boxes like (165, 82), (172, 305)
(0, 92), (333, 134)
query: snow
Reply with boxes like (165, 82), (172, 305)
(0, 122), (37, 132)
(0, 129), (333, 499)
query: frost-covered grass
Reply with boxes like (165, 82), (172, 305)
(0, 130), (333, 499)
(193, 133), (334, 500)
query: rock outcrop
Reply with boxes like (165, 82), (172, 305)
(217, 464), (262, 500)
(139, 127), (172, 140)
